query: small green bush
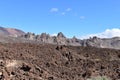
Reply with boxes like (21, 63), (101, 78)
(87, 76), (111, 80)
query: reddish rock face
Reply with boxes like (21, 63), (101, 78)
(5, 28), (25, 36)
(0, 27), (25, 37)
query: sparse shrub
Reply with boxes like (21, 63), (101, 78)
(87, 76), (111, 80)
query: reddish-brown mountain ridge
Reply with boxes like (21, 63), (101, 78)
(0, 27), (25, 37)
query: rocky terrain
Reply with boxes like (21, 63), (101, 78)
(0, 27), (120, 80)
(0, 43), (120, 80)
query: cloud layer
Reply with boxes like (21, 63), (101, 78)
(50, 8), (72, 15)
(66, 8), (72, 12)
(50, 8), (84, 19)
(80, 28), (120, 39)
(50, 8), (59, 12)
(80, 16), (85, 19)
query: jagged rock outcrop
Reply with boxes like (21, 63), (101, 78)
(36, 33), (53, 43)
(67, 36), (82, 46)
(23, 32), (35, 40)
(56, 32), (67, 45)
(21, 32), (68, 45)
(85, 37), (120, 49)
(0, 26), (120, 49)
(57, 32), (66, 38)
(20, 32), (120, 49)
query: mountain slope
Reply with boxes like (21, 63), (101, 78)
(0, 27), (25, 37)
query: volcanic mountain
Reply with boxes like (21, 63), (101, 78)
(0, 27), (25, 37)
(0, 27), (119, 80)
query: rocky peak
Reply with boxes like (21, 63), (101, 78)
(57, 32), (66, 38)
(24, 32), (35, 40)
(92, 36), (99, 40)
(72, 36), (77, 40)
(40, 33), (50, 39)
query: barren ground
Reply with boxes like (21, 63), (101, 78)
(0, 43), (120, 80)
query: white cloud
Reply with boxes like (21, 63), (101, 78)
(66, 8), (72, 12)
(61, 12), (66, 15)
(50, 8), (59, 12)
(80, 16), (85, 19)
(80, 28), (120, 39)
(50, 8), (72, 16)
(51, 33), (57, 36)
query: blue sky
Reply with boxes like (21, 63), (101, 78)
(0, 0), (120, 38)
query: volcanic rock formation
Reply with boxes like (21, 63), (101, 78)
(21, 32), (120, 49)
(0, 26), (120, 50)
(0, 43), (119, 80)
